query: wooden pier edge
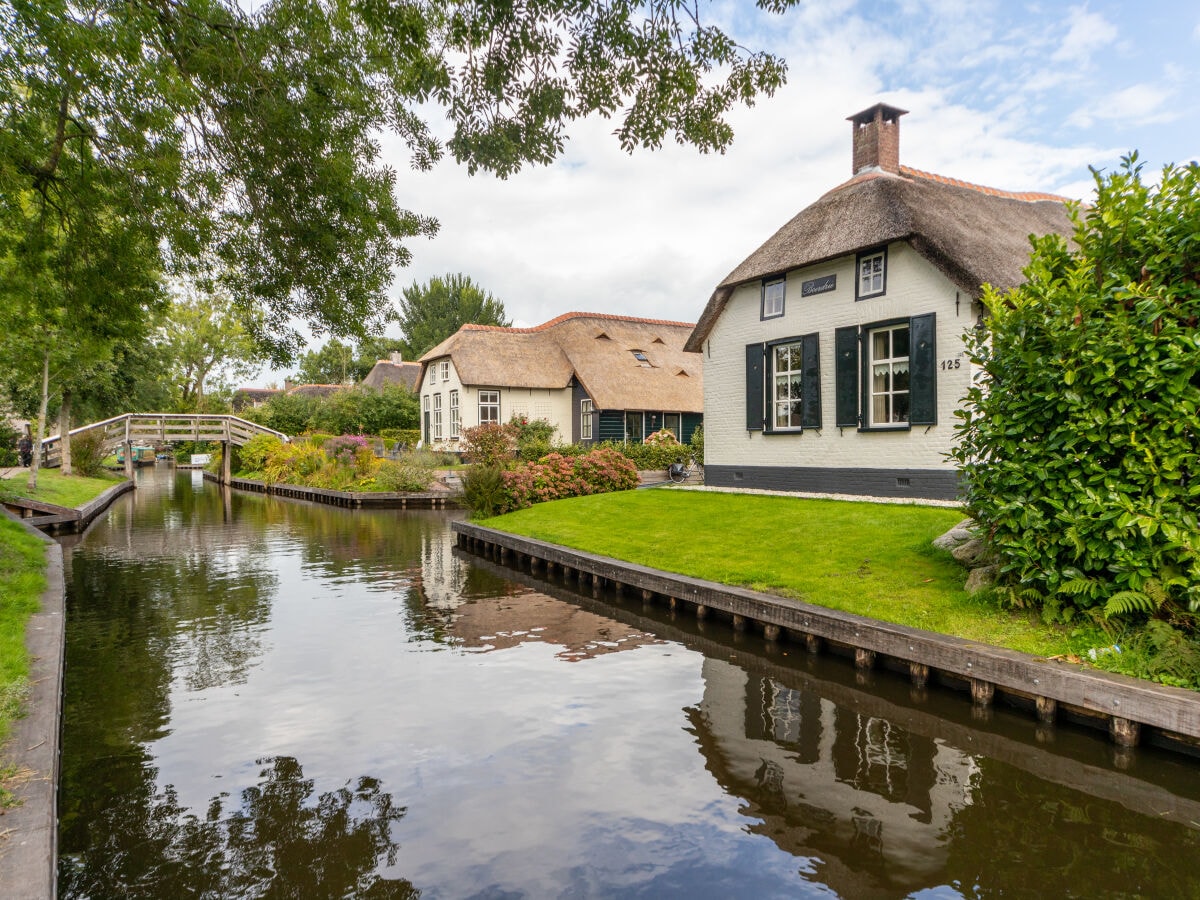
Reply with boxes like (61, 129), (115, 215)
(453, 521), (1200, 752)
(205, 471), (460, 510)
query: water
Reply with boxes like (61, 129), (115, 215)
(57, 468), (1200, 898)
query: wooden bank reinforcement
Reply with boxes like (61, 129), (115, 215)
(453, 521), (1200, 756)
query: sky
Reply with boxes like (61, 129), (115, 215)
(268, 0), (1200, 381)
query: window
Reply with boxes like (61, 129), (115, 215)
(625, 411), (644, 442)
(440, 360), (450, 382)
(761, 277), (785, 319)
(856, 249), (887, 299)
(868, 324), (910, 426)
(834, 314), (937, 429)
(631, 350), (650, 366)
(771, 340), (806, 430)
(433, 393), (443, 439)
(429, 366), (436, 385)
(449, 390), (460, 438)
(479, 390), (500, 425)
(744, 335), (821, 432)
(663, 413), (681, 439)
(580, 399), (593, 440)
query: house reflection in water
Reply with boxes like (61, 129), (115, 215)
(408, 525), (663, 661)
(690, 658), (977, 898)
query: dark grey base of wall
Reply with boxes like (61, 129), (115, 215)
(705, 465), (961, 501)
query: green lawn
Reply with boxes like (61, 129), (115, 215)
(482, 490), (1091, 658)
(0, 516), (47, 771)
(0, 468), (124, 509)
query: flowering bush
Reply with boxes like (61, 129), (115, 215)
(324, 434), (370, 466)
(644, 428), (679, 447)
(497, 447), (637, 513)
(462, 423), (517, 468)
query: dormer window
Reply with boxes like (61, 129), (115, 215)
(631, 350), (651, 366)
(761, 277), (785, 319)
(857, 249), (887, 300)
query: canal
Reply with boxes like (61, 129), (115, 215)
(57, 468), (1200, 898)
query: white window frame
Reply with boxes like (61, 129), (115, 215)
(449, 390), (460, 438)
(440, 360), (450, 382)
(761, 277), (785, 319)
(770, 339), (805, 431)
(479, 390), (500, 425)
(857, 249), (887, 299)
(580, 399), (593, 440)
(429, 366), (436, 385)
(433, 393), (443, 439)
(868, 323), (910, 427)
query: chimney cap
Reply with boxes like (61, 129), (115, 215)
(847, 103), (909, 127)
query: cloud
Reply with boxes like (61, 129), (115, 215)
(1066, 83), (1180, 129)
(1051, 6), (1119, 64)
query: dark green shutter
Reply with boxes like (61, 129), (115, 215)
(834, 326), (859, 427)
(745, 343), (765, 431)
(801, 333), (821, 428)
(909, 313), (937, 425)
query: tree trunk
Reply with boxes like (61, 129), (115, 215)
(28, 350), (49, 493)
(59, 388), (73, 475)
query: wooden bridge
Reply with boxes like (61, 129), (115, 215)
(40, 413), (288, 480)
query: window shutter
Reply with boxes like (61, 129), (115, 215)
(909, 313), (937, 425)
(801, 333), (822, 428)
(745, 343), (765, 431)
(834, 326), (859, 427)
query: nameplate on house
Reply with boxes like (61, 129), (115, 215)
(801, 274), (836, 297)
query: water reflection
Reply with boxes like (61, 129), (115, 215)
(58, 468), (1200, 898)
(60, 754), (416, 899)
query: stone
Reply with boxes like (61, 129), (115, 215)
(964, 564), (999, 595)
(951, 537), (995, 567)
(932, 518), (975, 552)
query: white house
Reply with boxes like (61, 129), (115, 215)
(418, 312), (703, 449)
(684, 104), (1074, 500)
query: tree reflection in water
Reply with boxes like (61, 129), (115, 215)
(60, 755), (417, 899)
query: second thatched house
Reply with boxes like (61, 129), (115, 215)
(417, 312), (703, 449)
(684, 103), (1075, 500)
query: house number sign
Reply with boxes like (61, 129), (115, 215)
(801, 274), (837, 297)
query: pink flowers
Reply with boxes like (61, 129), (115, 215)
(500, 448), (637, 512)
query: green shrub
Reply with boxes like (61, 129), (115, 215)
(0, 423), (19, 467)
(596, 439), (689, 470)
(239, 434), (284, 475)
(462, 464), (508, 518)
(374, 456), (438, 492)
(380, 427), (420, 449)
(689, 424), (704, 465)
(951, 156), (1200, 627)
(71, 431), (108, 477)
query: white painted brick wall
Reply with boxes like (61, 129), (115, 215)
(702, 242), (976, 471)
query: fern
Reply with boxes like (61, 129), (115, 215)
(1103, 590), (1163, 619)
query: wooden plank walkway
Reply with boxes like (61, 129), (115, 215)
(453, 521), (1200, 754)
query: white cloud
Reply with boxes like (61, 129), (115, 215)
(1051, 6), (1119, 64)
(1066, 83), (1180, 129)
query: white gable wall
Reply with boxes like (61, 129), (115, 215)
(702, 242), (975, 494)
(420, 356), (575, 450)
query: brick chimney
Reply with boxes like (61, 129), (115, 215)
(848, 103), (908, 175)
(389, 351), (403, 364)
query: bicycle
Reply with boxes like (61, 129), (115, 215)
(668, 457), (702, 484)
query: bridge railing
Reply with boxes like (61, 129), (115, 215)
(39, 414), (289, 467)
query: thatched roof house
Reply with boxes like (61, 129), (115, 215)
(692, 103), (1074, 500)
(417, 312), (703, 447)
(361, 353), (422, 392)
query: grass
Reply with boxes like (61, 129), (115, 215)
(481, 490), (1097, 659)
(0, 468), (124, 509)
(0, 515), (48, 806)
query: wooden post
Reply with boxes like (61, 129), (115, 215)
(732, 614), (746, 632)
(221, 441), (232, 485)
(909, 662), (929, 688)
(855, 648), (875, 670)
(804, 633), (822, 654)
(763, 623), (781, 642)
(1109, 716), (1140, 748)
(695, 603), (708, 619)
(970, 678), (994, 707)
(123, 441), (134, 479)
(1035, 696), (1057, 724)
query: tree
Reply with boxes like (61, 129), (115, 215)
(159, 285), (266, 411)
(294, 338), (362, 386)
(2, 1), (796, 364)
(950, 155), (1200, 626)
(397, 274), (510, 359)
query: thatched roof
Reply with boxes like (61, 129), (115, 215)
(286, 383), (347, 398)
(421, 312), (703, 412)
(361, 359), (421, 392)
(232, 387), (282, 411)
(684, 166), (1074, 352)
